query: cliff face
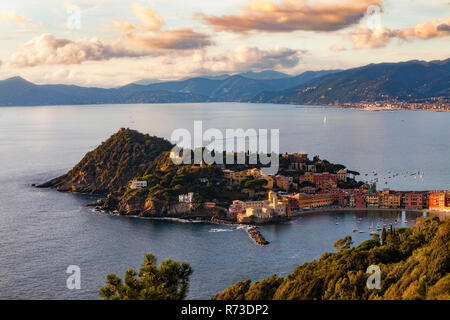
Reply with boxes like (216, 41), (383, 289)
(38, 128), (173, 194)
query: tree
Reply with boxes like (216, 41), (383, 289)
(100, 253), (193, 300)
(381, 227), (387, 245)
(333, 236), (354, 251)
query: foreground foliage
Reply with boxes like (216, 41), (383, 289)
(100, 253), (193, 300)
(213, 217), (450, 300)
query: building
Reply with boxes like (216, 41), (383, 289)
(429, 191), (450, 211)
(366, 194), (381, 208)
(237, 191), (288, 223)
(355, 194), (367, 208)
(313, 172), (338, 188)
(179, 192), (194, 203)
(381, 193), (401, 209)
(130, 180), (147, 189)
(330, 188), (348, 207)
(204, 202), (216, 208)
(275, 175), (291, 192)
(300, 186), (317, 194)
(337, 169), (348, 182)
(228, 200), (243, 218)
(292, 193), (333, 209)
(404, 192), (424, 210)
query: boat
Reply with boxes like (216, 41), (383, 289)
(352, 227), (358, 232)
(359, 230), (365, 233)
(323, 116), (327, 124)
(370, 231), (378, 235)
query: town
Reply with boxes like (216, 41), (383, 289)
(130, 152), (450, 224)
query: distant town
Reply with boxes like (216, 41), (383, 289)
(341, 98), (450, 112)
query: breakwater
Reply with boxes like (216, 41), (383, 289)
(247, 227), (269, 246)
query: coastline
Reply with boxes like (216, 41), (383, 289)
(92, 204), (450, 227)
(291, 207), (450, 219)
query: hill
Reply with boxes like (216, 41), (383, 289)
(38, 128), (174, 194)
(212, 216), (450, 300)
(251, 59), (450, 104)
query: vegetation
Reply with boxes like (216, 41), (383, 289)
(40, 128), (173, 194)
(100, 253), (193, 300)
(213, 217), (450, 300)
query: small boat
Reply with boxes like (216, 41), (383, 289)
(370, 231), (378, 235)
(359, 230), (365, 233)
(352, 227), (358, 232)
(323, 116), (327, 124)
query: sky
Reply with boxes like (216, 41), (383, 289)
(0, 0), (449, 87)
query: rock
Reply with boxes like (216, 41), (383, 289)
(247, 227), (269, 246)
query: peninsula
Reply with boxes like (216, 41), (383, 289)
(38, 128), (450, 225)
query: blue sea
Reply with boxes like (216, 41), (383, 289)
(0, 103), (448, 299)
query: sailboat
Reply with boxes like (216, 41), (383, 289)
(323, 116), (327, 124)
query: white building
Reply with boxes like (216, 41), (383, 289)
(130, 180), (147, 189)
(179, 192), (194, 203)
(237, 191), (287, 222)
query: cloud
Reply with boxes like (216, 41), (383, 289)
(198, 0), (382, 33)
(8, 34), (146, 67)
(352, 17), (450, 49)
(112, 4), (212, 51)
(192, 47), (305, 74)
(0, 10), (28, 24)
(130, 3), (164, 30)
(351, 26), (394, 49)
(7, 4), (213, 67)
(330, 44), (346, 52)
(125, 29), (212, 50)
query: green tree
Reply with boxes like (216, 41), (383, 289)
(333, 236), (354, 252)
(100, 253), (193, 300)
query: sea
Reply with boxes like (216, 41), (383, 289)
(0, 103), (448, 299)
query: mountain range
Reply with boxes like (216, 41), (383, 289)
(251, 59), (450, 105)
(0, 59), (448, 106)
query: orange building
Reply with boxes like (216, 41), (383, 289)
(293, 193), (334, 209)
(429, 191), (450, 211)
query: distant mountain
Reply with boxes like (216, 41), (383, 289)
(121, 70), (339, 102)
(238, 70), (291, 80)
(194, 70), (291, 81)
(251, 59), (450, 105)
(0, 69), (338, 106)
(0, 77), (209, 106)
(3, 60), (447, 106)
(132, 78), (163, 85)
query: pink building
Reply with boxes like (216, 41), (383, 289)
(355, 194), (366, 208)
(404, 193), (424, 210)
